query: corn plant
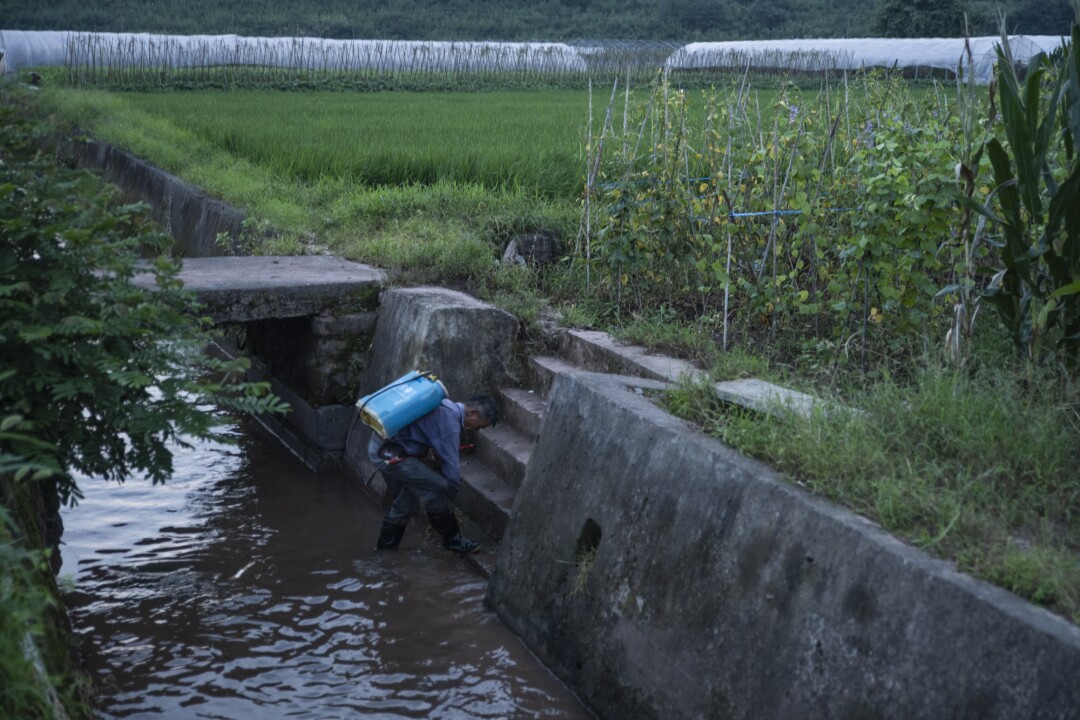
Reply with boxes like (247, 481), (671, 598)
(967, 26), (1080, 370)
(942, 31), (999, 368)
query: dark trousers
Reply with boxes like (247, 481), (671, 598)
(380, 457), (454, 524)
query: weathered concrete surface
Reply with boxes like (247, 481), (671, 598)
(561, 329), (837, 419)
(560, 329), (703, 383)
(70, 139), (247, 257)
(238, 312), (377, 407)
(358, 286), (518, 400)
(212, 337), (353, 472)
(489, 370), (1080, 720)
(134, 256), (385, 323)
(496, 387), (546, 441)
(713, 377), (826, 418)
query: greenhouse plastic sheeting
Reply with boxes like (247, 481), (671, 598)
(0, 30), (72, 72)
(666, 36), (1069, 84)
(1, 31), (1069, 82)
(0, 30), (588, 73)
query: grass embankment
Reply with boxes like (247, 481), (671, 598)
(32, 82), (1080, 624)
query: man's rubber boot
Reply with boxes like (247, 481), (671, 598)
(376, 520), (407, 550)
(426, 511), (480, 554)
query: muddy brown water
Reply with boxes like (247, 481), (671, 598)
(61, 420), (593, 719)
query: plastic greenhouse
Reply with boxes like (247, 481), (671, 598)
(0, 31), (1070, 85)
(0, 31), (589, 75)
(666, 36), (1068, 84)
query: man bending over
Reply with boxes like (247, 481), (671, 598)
(368, 395), (498, 553)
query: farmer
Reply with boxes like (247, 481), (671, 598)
(368, 394), (498, 553)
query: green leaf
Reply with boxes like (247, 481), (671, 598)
(985, 140), (1032, 283)
(1035, 297), (1059, 332)
(0, 106), (283, 502)
(0, 414), (24, 431)
(996, 46), (1043, 222)
(1051, 280), (1080, 298)
(1067, 26), (1080, 157)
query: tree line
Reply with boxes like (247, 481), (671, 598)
(0, 0), (1073, 41)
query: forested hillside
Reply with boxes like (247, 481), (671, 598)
(0, 0), (1073, 40)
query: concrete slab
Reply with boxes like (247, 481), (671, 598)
(561, 329), (704, 383)
(358, 286), (517, 400)
(135, 256), (386, 322)
(561, 330), (838, 419)
(714, 378), (825, 418)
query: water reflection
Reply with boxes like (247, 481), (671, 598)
(62, 421), (592, 719)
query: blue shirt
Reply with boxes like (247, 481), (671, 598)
(390, 399), (465, 491)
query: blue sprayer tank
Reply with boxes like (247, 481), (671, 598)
(355, 370), (448, 439)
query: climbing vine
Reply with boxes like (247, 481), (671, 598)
(579, 71), (991, 365)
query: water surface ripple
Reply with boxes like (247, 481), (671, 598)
(62, 422), (592, 720)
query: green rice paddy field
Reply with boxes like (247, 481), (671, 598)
(39, 87), (601, 273)
(47, 87), (589, 195)
(119, 90), (587, 192)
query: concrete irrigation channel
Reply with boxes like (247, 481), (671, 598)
(71, 136), (1080, 720)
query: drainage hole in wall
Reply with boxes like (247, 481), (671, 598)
(570, 519), (601, 598)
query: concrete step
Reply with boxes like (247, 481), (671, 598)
(498, 386), (546, 441)
(453, 379), (554, 549)
(528, 355), (579, 399)
(454, 331), (831, 558)
(559, 328), (705, 384)
(556, 329), (829, 419)
(452, 384), (548, 548)
(475, 424), (532, 490)
(463, 544), (498, 579)
(456, 454), (516, 543)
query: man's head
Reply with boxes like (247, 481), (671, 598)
(463, 395), (498, 431)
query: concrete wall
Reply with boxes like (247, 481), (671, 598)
(359, 286), (518, 401)
(488, 370), (1080, 720)
(69, 139), (247, 257)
